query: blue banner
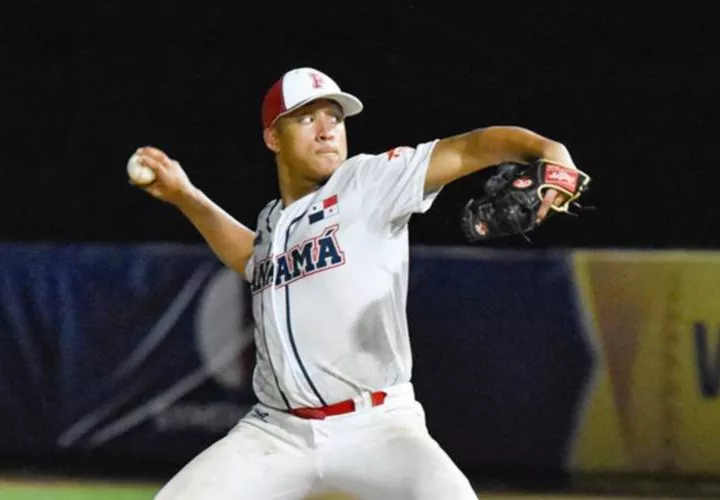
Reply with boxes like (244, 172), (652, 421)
(0, 243), (593, 474)
(406, 247), (593, 474)
(0, 243), (258, 462)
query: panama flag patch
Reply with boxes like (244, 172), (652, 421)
(308, 194), (339, 224)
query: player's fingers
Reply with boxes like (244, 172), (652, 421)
(553, 193), (569, 206)
(136, 154), (166, 172)
(137, 146), (171, 165)
(128, 174), (163, 196)
(536, 188), (558, 223)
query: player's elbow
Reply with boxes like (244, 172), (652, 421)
(423, 132), (478, 192)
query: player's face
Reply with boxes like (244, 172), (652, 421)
(270, 100), (348, 182)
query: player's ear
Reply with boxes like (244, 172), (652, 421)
(263, 126), (281, 153)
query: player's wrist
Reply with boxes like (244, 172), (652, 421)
(170, 184), (204, 211)
(538, 143), (576, 169)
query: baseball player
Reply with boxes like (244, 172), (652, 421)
(133, 67), (578, 499)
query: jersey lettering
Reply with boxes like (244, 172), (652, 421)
(316, 228), (343, 269)
(251, 225), (345, 294)
(255, 260), (274, 292)
(290, 241), (316, 279)
(275, 255), (292, 286)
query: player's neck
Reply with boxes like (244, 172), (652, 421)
(277, 163), (322, 208)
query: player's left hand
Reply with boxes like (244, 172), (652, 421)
(460, 159), (592, 241)
(536, 188), (569, 223)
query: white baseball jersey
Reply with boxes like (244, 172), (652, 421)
(244, 139), (441, 409)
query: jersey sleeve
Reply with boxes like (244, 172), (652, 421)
(243, 251), (256, 284)
(352, 139), (442, 227)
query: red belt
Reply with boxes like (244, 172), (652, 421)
(289, 391), (387, 420)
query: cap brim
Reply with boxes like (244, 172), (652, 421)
(274, 92), (364, 125)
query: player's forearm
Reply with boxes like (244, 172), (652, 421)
(425, 126), (576, 192)
(173, 187), (255, 276)
(464, 126), (575, 170)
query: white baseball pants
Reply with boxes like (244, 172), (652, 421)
(153, 383), (478, 499)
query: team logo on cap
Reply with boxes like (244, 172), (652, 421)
(309, 72), (325, 89)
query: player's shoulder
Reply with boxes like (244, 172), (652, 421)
(338, 146), (413, 171)
(355, 145), (415, 162)
(341, 142), (438, 173)
(256, 198), (281, 222)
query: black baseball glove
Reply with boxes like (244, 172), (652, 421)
(460, 159), (592, 242)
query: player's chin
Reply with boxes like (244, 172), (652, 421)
(312, 155), (342, 177)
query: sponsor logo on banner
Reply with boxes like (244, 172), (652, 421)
(155, 402), (247, 433)
(570, 251), (720, 475)
(147, 267), (257, 434)
(195, 268), (255, 391)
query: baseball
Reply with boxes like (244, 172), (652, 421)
(126, 153), (156, 185)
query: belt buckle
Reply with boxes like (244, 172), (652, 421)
(354, 390), (388, 410)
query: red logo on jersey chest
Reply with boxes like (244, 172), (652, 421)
(386, 146), (408, 160)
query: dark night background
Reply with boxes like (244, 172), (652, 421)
(1, 2), (718, 250)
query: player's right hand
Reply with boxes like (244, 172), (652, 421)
(131, 146), (195, 205)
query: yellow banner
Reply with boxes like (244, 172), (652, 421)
(570, 250), (720, 475)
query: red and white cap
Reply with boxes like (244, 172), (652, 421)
(261, 67), (363, 128)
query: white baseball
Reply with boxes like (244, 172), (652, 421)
(127, 153), (156, 185)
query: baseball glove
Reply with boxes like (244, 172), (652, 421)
(460, 159), (592, 242)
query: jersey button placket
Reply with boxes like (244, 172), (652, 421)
(270, 208), (303, 404)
